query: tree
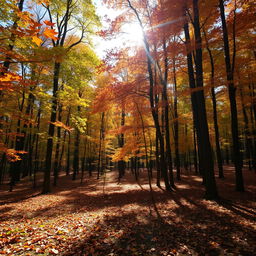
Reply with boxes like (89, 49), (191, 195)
(42, 0), (100, 193)
(219, 0), (244, 191)
(182, 0), (218, 199)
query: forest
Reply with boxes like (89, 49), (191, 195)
(0, 0), (255, 255)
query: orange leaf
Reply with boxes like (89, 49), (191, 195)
(50, 121), (73, 132)
(44, 20), (55, 27)
(43, 27), (58, 40)
(36, 0), (50, 5)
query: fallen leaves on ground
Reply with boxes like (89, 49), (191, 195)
(0, 166), (255, 255)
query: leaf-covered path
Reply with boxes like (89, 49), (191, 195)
(0, 167), (255, 256)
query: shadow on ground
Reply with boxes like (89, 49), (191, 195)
(0, 166), (255, 255)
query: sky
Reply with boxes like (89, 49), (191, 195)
(93, 1), (143, 58)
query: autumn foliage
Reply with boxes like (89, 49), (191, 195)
(0, 0), (256, 255)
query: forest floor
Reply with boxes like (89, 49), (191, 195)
(0, 166), (255, 256)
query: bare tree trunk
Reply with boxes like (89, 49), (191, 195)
(193, 124), (198, 174)
(219, 0), (244, 191)
(33, 104), (41, 188)
(118, 110), (125, 181)
(66, 130), (71, 176)
(58, 106), (71, 173)
(97, 112), (105, 179)
(162, 39), (175, 187)
(183, 1), (218, 199)
(43, 62), (60, 193)
(73, 104), (81, 181)
(239, 83), (255, 170)
(53, 104), (62, 185)
(204, 29), (224, 178)
(172, 57), (181, 180)
(9, 86), (26, 191)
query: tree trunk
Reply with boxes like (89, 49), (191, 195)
(183, 1), (218, 199)
(73, 105), (81, 181)
(193, 124), (198, 174)
(66, 130), (71, 176)
(204, 30), (224, 178)
(80, 138), (87, 184)
(97, 112), (105, 179)
(239, 83), (255, 170)
(53, 104), (62, 185)
(33, 105), (41, 188)
(219, 0), (244, 191)
(172, 57), (181, 180)
(155, 132), (161, 187)
(9, 88), (26, 191)
(193, 0), (218, 198)
(118, 110), (126, 181)
(163, 39), (175, 187)
(59, 106), (71, 173)
(43, 62), (60, 193)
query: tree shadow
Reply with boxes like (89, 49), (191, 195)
(217, 199), (256, 221)
(1, 168), (255, 255)
(61, 201), (256, 256)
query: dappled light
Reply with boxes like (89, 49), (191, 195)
(1, 168), (255, 255)
(1, 0), (256, 255)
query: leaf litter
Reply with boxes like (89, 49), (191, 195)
(0, 167), (255, 255)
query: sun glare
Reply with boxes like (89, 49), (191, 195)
(121, 22), (144, 47)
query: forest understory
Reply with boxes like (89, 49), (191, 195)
(0, 166), (255, 256)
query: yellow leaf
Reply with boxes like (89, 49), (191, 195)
(32, 36), (42, 46)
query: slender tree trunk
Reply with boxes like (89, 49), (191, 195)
(53, 104), (62, 185)
(239, 83), (255, 170)
(80, 138), (87, 184)
(0, 119), (12, 184)
(172, 57), (181, 180)
(193, 124), (198, 174)
(21, 76), (36, 179)
(97, 112), (105, 179)
(9, 88), (26, 191)
(33, 105), (41, 188)
(204, 30), (224, 178)
(163, 39), (175, 187)
(148, 132), (153, 177)
(219, 0), (244, 191)
(118, 110), (126, 181)
(137, 103), (161, 218)
(155, 132), (161, 187)
(248, 82), (256, 171)
(66, 131), (71, 176)
(59, 106), (71, 173)
(155, 82), (161, 187)
(43, 62), (60, 193)
(73, 105), (81, 181)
